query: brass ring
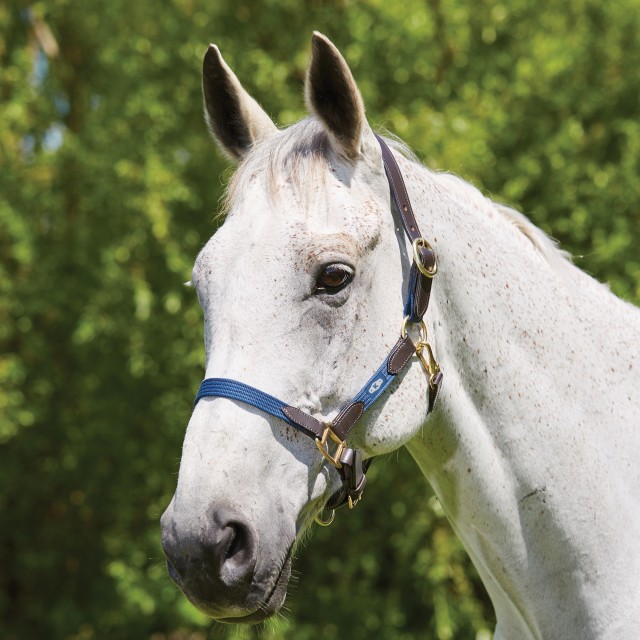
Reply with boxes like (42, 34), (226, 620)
(400, 315), (428, 343)
(412, 238), (438, 278)
(314, 510), (335, 527)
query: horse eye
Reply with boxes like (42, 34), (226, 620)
(315, 264), (354, 294)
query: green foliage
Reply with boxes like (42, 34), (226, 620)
(1, 0), (638, 638)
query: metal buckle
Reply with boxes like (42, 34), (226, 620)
(315, 424), (345, 469)
(416, 340), (441, 390)
(412, 237), (438, 278)
(339, 447), (366, 510)
(400, 316), (441, 391)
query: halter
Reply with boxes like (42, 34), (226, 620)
(194, 135), (443, 525)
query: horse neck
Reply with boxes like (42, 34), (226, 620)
(402, 159), (640, 468)
(399, 158), (640, 637)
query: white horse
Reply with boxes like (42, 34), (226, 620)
(161, 32), (640, 639)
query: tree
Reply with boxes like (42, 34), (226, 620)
(1, 1), (637, 638)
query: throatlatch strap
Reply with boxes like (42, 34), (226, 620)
(375, 134), (436, 322)
(376, 135), (423, 242)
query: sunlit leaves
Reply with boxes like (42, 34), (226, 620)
(1, 0), (639, 638)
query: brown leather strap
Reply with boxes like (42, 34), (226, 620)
(326, 447), (367, 509)
(281, 406), (325, 439)
(376, 134), (422, 241)
(376, 135), (436, 322)
(428, 372), (443, 413)
(331, 401), (365, 441)
(387, 335), (416, 374)
(413, 248), (435, 318)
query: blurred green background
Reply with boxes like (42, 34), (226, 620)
(1, 0), (639, 638)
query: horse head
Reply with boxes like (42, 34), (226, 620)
(160, 33), (434, 622)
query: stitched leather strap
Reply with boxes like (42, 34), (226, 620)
(376, 135), (435, 322)
(376, 135), (422, 241)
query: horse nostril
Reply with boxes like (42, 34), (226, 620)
(223, 526), (242, 560)
(161, 506), (258, 599)
(215, 516), (256, 584)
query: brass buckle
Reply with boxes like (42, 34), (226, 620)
(412, 237), (438, 278)
(415, 341), (441, 390)
(400, 316), (441, 390)
(315, 424), (345, 469)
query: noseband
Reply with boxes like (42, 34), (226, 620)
(194, 135), (443, 525)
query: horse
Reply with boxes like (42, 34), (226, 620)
(161, 32), (640, 639)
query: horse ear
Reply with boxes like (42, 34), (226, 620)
(202, 44), (277, 162)
(305, 32), (374, 160)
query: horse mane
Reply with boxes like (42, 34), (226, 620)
(492, 201), (573, 268)
(222, 118), (573, 274)
(384, 135), (574, 274)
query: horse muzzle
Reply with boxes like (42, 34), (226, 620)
(160, 501), (292, 623)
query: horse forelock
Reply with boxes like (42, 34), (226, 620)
(221, 118), (333, 218)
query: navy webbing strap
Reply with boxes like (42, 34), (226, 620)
(194, 337), (414, 429)
(195, 378), (303, 428)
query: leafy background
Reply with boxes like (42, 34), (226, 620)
(1, 0), (638, 638)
